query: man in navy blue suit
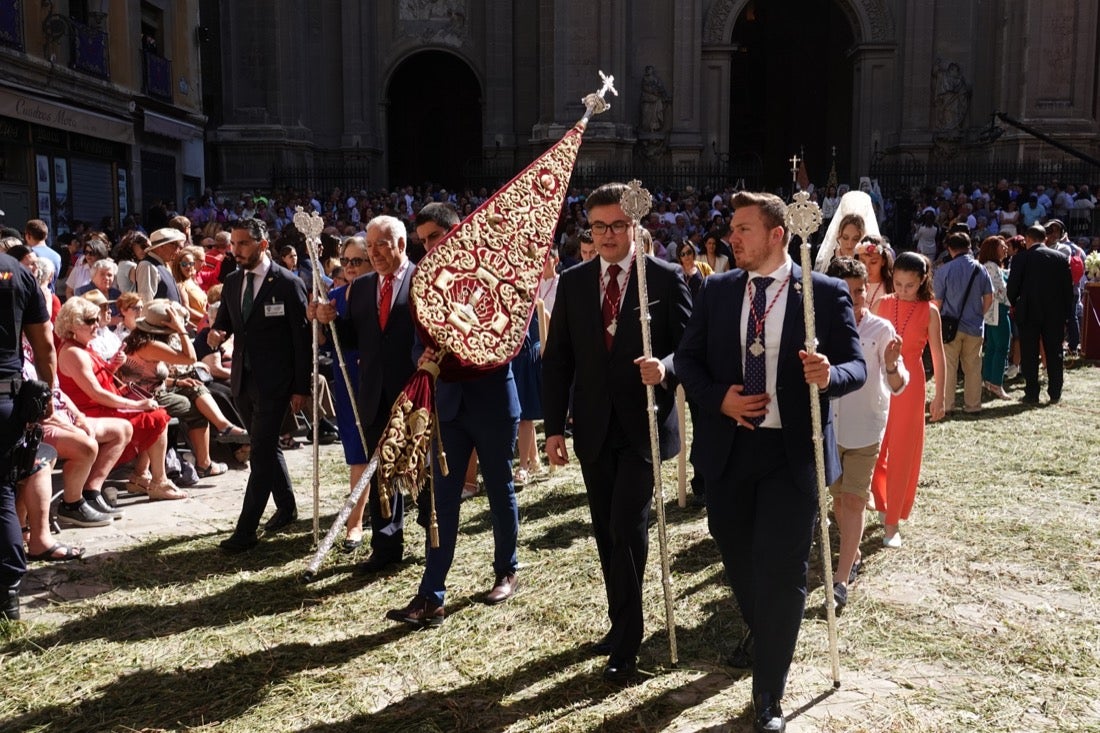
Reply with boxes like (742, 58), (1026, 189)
(384, 202), (521, 628)
(675, 191), (865, 732)
(210, 218), (311, 554)
(311, 215), (417, 572)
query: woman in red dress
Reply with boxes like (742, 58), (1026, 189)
(55, 298), (186, 501)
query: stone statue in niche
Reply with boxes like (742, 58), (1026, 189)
(639, 66), (671, 133)
(399, 0), (467, 44)
(932, 58), (971, 131)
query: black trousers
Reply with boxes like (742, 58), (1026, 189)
(578, 418), (652, 663)
(1019, 318), (1065, 400)
(0, 389), (24, 592)
(705, 427), (818, 700)
(233, 373), (296, 536)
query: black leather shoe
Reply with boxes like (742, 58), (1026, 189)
(484, 573), (519, 605)
(1020, 394), (1040, 405)
(753, 693), (786, 732)
(219, 533), (258, 554)
(263, 508), (298, 533)
(2, 588), (19, 621)
(385, 595), (444, 627)
(602, 657), (638, 683)
(727, 630), (754, 669)
(354, 552), (402, 575)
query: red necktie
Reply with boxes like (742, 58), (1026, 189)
(378, 274), (394, 330)
(602, 264), (622, 350)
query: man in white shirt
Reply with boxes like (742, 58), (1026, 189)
(825, 258), (908, 612)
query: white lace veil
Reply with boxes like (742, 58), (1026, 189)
(814, 190), (881, 272)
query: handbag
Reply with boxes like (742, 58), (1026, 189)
(940, 266), (980, 344)
(113, 373), (154, 401)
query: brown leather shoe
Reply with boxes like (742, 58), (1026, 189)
(385, 595), (445, 627)
(484, 573), (519, 605)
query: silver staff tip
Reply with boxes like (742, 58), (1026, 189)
(620, 179), (653, 221)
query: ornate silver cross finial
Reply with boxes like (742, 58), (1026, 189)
(786, 190), (823, 241)
(598, 70), (618, 99)
(620, 179), (652, 222)
(581, 69), (619, 122)
(292, 205), (324, 244)
(789, 154), (801, 177)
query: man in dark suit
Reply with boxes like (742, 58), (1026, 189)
(384, 203), (522, 628)
(210, 218), (311, 553)
(674, 191), (865, 732)
(1007, 223), (1074, 404)
(312, 215), (417, 571)
(542, 182), (693, 682)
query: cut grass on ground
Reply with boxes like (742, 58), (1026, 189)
(2, 364), (1099, 732)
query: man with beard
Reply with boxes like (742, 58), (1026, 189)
(209, 218), (311, 553)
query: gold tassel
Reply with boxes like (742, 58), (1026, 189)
(378, 485), (391, 520)
(429, 467), (440, 549)
(427, 363), (443, 547)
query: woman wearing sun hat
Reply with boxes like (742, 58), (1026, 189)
(120, 300), (250, 479)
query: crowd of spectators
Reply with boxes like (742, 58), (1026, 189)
(1, 170), (1095, 564)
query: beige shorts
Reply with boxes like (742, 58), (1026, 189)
(829, 442), (881, 501)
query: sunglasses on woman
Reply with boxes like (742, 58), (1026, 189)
(340, 257), (367, 267)
(179, 260), (196, 268)
(82, 316), (99, 325)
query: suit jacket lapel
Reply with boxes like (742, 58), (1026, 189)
(584, 259), (604, 349)
(388, 267), (413, 332)
(248, 265), (280, 321)
(731, 273), (748, 382)
(614, 266), (641, 354)
(778, 264), (805, 369)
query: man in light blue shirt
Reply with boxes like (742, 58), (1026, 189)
(933, 232), (993, 414)
(1021, 194), (1046, 227)
(24, 219), (61, 292)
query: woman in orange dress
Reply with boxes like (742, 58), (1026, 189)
(871, 252), (945, 547)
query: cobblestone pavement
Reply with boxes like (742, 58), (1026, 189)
(20, 439), (347, 621)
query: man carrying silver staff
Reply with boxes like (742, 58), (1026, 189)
(542, 182), (691, 682)
(310, 215), (416, 574)
(675, 191), (865, 732)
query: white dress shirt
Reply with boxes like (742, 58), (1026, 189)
(740, 257), (793, 428)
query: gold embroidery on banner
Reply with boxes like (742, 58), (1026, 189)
(377, 396), (432, 503)
(411, 126), (584, 365)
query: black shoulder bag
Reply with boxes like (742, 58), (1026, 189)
(940, 267), (980, 344)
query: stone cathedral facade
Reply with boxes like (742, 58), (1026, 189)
(203, 0), (1100, 193)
